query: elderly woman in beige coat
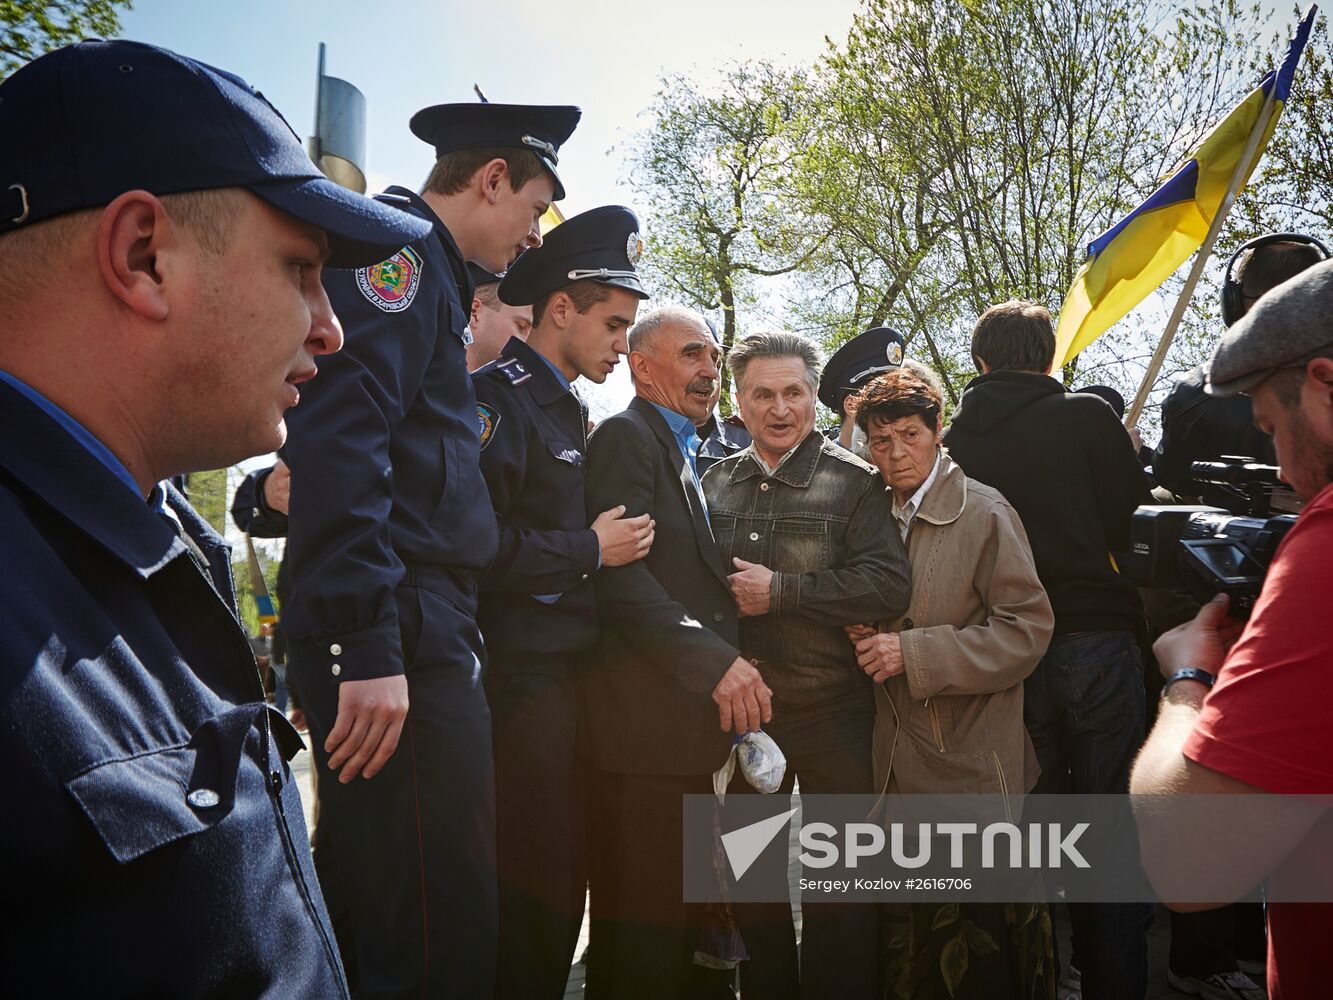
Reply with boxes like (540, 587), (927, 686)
(845, 366), (1056, 1000)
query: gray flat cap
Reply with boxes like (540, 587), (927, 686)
(1207, 258), (1333, 396)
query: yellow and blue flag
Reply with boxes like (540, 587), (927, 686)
(1053, 5), (1317, 367)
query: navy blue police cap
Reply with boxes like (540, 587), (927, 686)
(0, 40), (432, 268)
(409, 103), (581, 201)
(818, 326), (907, 410)
(498, 205), (648, 305)
(467, 262), (502, 288)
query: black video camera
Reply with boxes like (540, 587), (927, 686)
(1120, 458), (1300, 618)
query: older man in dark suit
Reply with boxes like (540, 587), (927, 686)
(582, 304), (772, 1000)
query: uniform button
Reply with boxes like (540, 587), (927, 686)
(187, 788), (220, 809)
(760, 482), (770, 491)
(329, 643), (343, 656)
(749, 532), (760, 541)
(902, 617), (914, 630)
(582, 573), (589, 581)
(712, 611), (725, 622)
(331, 663), (342, 677)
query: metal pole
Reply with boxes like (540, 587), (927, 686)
(1125, 85), (1279, 427)
(310, 42), (326, 163)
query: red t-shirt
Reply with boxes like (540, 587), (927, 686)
(1184, 481), (1333, 1000)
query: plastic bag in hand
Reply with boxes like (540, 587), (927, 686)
(712, 730), (787, 802)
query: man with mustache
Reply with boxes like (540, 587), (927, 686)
(281, 102), (581, 998)
(582, 305), (774, 998)
(471, 206), (654, 998)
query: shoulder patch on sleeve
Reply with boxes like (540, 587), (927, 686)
(477, 402), (501, 450)
(356, 246), (423, 313)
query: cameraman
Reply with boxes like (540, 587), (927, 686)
(1131, 260), (1333, 1000)
(1152, 235), (1327, 505)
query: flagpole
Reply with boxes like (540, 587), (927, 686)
(1125, 85), (1280, 428)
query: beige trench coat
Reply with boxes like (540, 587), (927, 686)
(872, 450), (1053, 819)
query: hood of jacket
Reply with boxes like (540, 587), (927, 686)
(948, 371), (1067, 434)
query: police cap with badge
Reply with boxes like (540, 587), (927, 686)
(410, 103), (582, 201)
(0, 39), (431, 267)
(499, 205), (649, 305)
(818, 326), (908, 412)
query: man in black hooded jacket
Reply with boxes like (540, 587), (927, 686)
(942, 300), (1153, 1000)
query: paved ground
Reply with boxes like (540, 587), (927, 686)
(290, 751), (1237, 999)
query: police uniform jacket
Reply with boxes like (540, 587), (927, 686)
(0, 380), (346, 997)
(282, 187), (499, 682)
(583, 397), (740, 776)
(473, 336), (600, 665)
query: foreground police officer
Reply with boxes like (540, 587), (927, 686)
(818, 326), (906, 454)
(473, 205), (653, 998)
(0, 39), (431, 997)
(281, 101), (581, 999)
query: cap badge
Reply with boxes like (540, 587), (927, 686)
(887, 342), (904, 366)
(521, 134), (558, 164)
(626, 231), (644, 266)
(356, 246), (423, 313)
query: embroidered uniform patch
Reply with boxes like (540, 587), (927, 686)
(356, 246), (423, 312)
(477, 403), (501, 449)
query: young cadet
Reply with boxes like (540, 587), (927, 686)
(467, 261), (535, 371)
(472, 206), (654, 998)
(817, 326), (907, 455)
(0, 40), (430, 997)
(281, 102), (580, 999)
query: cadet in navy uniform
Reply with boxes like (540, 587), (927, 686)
(467, 261), (535, 371)
(281, 103), (580, 999)
(473, 206), (654, 998)
(818, 326), (906, 453)
(0, 40), (430, 997)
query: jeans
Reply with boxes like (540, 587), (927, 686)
(1025, 630), (1152, 1000)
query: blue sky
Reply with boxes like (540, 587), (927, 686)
(121, 0), (861, 217)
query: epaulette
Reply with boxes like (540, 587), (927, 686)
(495, 356), (534, 386)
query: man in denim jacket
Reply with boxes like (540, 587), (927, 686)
(702, 331), (910, 1000)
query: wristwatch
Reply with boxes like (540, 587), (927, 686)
(1161, 667), (1216, 695)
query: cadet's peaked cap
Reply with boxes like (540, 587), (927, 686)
(0, 40), (431, 268)
(410, 103), (581, 201)
(818, 327), (907, 410)
(467, 262), (502, 288)
(1207, 258), (1333, 396)
(499, 206), (648, 305)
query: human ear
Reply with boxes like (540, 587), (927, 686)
(96, 191), (174, 322)
(1307, 357), (1333, 405)
(478, 159), (510, 205)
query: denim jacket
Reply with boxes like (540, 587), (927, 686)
(702, 431), (911, 711)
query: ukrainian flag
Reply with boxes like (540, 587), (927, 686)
(540, 202), (565, 236)
(1053, 5), (1317, 367)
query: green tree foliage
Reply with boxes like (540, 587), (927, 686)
(625, 0), (1320, 430)
(623, 62), (826, 408)
(1, 1), (131, 79)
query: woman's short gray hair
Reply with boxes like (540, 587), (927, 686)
(728, 332), (824, 393)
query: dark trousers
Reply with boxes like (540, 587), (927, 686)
(295, 639), (497, 1000)
(487, 664), (586, 1000)
(585, 769), (712, 1000)
(1026, 630), (1152, 1000)
(1169, 904), (1266, 977)
(730, 695), (880, 1000)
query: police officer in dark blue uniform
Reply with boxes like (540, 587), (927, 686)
(281, 102), (581, 1000)
(818, 326), (907, 453)
(0, 40), (430, 997)
(473, 206), (653, 998)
